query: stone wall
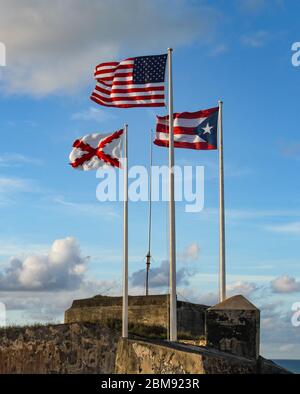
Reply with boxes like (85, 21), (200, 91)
(65, 295), (207, 338)
(0, 324), (291, 374)
(0, 323), (118, 374)
(206, 295), (260, 359)
(115, 338), (291, 374)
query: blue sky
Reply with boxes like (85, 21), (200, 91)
(0, 0), (300, 359)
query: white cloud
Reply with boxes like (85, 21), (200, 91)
(236, 0), (284, 13)
(178, 242), (200, 262)
(53, 197), (120, 219)
(0, 239), (51, 261)
(259, 302), (300, 359)
(0, 0), (219, 96)
(177, 288), (218, 306)
(179, 292), (300, 358)
(209, 44), (228, 57)
(227, 280), (258, 297)
(181, 280), (258, 306)
(225, 209), (272, 220)
(201, 208), (300, 226)
(279, 344), (295, 352)
(260, 302), (285, 330)
(0, 154), (42, 167)
(71, 107), (115, 123)
(280, 142), (300, 160)
(227, 209), (300, 220)
(130, 243), (199, 289)
(178, 280), (259, 307)
(0, 278), (120, 325)
(0, 176), (34, 193)
(241, 30), (270, 48)
(0, 237), (122, 324)
(131, 259), (194, 289)
(192, 157), (251, 180)
(0, 237), (89, 291)
(236, 0), (267, 12)
(0, 176), (39, 205)
(271, 275), (300, 294)
(266, 222), (300, 235)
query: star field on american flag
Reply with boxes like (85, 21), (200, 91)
(133, 54), (167, 84)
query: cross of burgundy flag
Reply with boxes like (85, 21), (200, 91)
(90, 54), (167, 108)
(69, 129), (123, 171)
(154, 107), (219, 150)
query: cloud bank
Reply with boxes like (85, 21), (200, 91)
(178, 242), (200, 262)
(130, 242), (200, 289)
(131, 259), (194, 289)
(0, 237), (88, 291)
(271, 275), (300, 293)
(0, 0), (219, 95)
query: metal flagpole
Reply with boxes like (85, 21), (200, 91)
(122, 123), (128, 338)
(145, 129), (153, 296)
(218, 100), (226, 302)
(168, 47), (177, 341)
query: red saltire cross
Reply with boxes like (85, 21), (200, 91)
(70, 129), (123, 169)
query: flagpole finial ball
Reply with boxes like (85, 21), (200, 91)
(167, 48), (173, 52)
(218, 100), (223, 104)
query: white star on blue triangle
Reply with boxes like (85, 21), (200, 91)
(195, 111), (218, 147)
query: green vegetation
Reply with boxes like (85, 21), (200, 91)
(106, 318), (201, 340)
(0, 319), (204, 342)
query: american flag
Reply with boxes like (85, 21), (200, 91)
(90, 54), (167, 108)
(154, 107), (219, 150)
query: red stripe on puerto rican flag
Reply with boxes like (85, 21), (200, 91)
(156, 123), (200, 135)
(157, 107), (219, 121)
(153, 139), (217, 150)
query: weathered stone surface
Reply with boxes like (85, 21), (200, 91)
(257, 357), (291, 374)
(209, 295), (258, 310)
(0, 295), (292, 374)
(0, 323), (119, 374)
(70, 294), (167, 308)
(115, 338), (290, 374)
(65, 294), (208, 338)
(0, 323), (291, 374)
(206, 295), (260, 359)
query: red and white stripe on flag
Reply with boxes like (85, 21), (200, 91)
(90, 56), (166, 108)
(154, 108), (219, 150)
(69, 129), (123, 171)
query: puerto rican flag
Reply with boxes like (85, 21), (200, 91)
(154, 107), (219, 150)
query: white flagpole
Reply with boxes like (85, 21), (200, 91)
(218, 100), (226, 302)
(145, 129), (153, 296)
(168, 48), (177, 341)
(122, 123), (128, 338)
